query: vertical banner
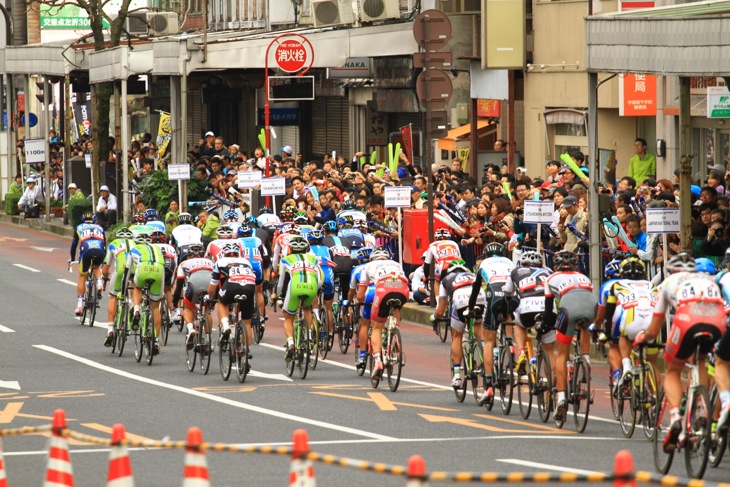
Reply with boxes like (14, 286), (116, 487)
(457, 148), (470, 170)
(366, 100), (388, 146)
(400, 124), (413, 163)
(72, 93), (92, 137)
(156, 111), (172, 166)
(619, 74), (657, 116)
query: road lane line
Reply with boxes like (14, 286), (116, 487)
(0, 324), (15, 333)
(57, 279), (77, 286)
(13, 264), (40, 273)
(367, 392), (397, 411)
(82, 423), (155, 443)
(496, 459), (597, 475)
(35, 345), (394, 441)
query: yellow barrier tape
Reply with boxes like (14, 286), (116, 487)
(0, 425), (52, 436)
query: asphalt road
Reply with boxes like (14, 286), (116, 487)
(0, 222), (728, 486)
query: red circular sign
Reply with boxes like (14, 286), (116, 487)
(275, 40), (307, 73)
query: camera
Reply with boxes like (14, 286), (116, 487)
(715, 227), (725, 239)
(600, 187), (612, 194)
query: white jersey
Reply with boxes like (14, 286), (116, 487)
(654, 272), (724, 315)
(171, 224), (203, 247)
(363, 234), (377, 248)
(258, 213), (281, 229)
(359, 259), (407, 287)
(476, 256), (515, 286)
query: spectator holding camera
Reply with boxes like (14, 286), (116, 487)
(700, 218), (730, 258)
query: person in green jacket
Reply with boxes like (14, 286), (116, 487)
(8, 175), (23, 196)
(62, 183), (86, 212)
(164, 200), (180, 236)
(198, 210), (220, 246)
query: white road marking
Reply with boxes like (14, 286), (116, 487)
(13, 264), (40, 273)
(57, 279), (77, 286)
(30, 246), (56, 252)
(0, 380), (20, 390)
(247, 370), (293, 382)
(0, 324), (15, 333)
(35, 345), (393, 441)
(73, 316), (112, 327)
(497, 459), (598, 475)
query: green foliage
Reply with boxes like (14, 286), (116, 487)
(105, 222), (128, 242)
(68, 198), (93, 228)
(50, 197), (63, 208)
(4, 194), (21, 215)
(137, 170), (209, 214)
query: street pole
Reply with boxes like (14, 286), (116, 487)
(679, 77), (692, 252)
(587, 72), (600, 292)
(43, 76), (50, 221)
(121, 77), (129, 224)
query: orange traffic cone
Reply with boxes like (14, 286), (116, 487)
(289, 429), (316, 487)
(613, 450), (637, 487)
(107, 424), (134, 487)
(44, 409), (74, 487)
(182, 427), (209, 487)
(0, 437), (8, 487)
(406, 455), (428, 487)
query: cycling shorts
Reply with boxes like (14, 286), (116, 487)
(250, 261), (263, 285)
(218, 281), (256, 320)
(360, 285), (376, 320)
(451, 305), (484, 333)
(132, 262), (165, 302)
(515, 311), (556, 345)
(79, 248), (106, 275)
(371, 278), (409, 322)
(448, 287), (485, 332)
(483, 283), (518, 331)
(282, 278), (319, 315)
(183, 272), (212, 308)
(109, 268), (126, 295)
(619, 306), (653, 341)
(163, 260), (176, 288)
(664, 302), (726, 366)
(716, 328), (730, 362)
(555, 290), (598, 344)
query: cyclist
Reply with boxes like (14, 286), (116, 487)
(144, 209), (165, 233)
(222, 209), (241, 235)
(337, 199), (367, 223)
(435, 259), (486, 388)
(469, 242), (516, 405)
(276, 235), (323, 361)
(354, 219), (376, 248)
(602, 257), (658, 390)
(207, 242), (257, 355)
(271, 223), (301, 271)
(170, 212), (203, 262)
(505, 251), (555, 375)
(636, 253), (727, 451)
(357, 246), (409, 380)
(70, 212), (106, 316)
(543, 250), (597, 422)
(714, 249), (730, 432)
(592, 258), (624, 394)
(101, 227), (134, 346)
(423, 229), (462, 299)
(205, 225), (240, 262)
(237, 222), (271, 323)
(337, 215), (365, 258)
(171, 244), (214, 349)
(294, 211), (315, 239)
(350, 247), (375, 370)
(129, 213), (153, 236)
(257, 205), (280, 232)
(324, 220), (354, 322)
(307, 229), (336, 340)
(123, 231), (166, 354)
(150, 229), (178, 326)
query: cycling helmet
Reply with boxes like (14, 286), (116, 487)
(338, 215), (354, 227)
(370, 246), (390, 261)
(435, 229), (452, 241)
(356, 247), (373, 263)
(619, 256), (646, 280)
(133, 232), (152, 244)
(280, 208), (294, 222)
(116, 228), (134, 239)
(221, 242), (240, 258)
(354, 219), (368, 231)
(144, 209), (159, 221)
(132, 213), (147, 225)
(259, 206), (273, 215)
(177, 212), (192, 224)
(81, 212), (95, 223)
(666, 252), (696, 274)
(288, 235), (310, 254)
(247, 215), (259, 228)
(604, 259), (622, 280)
(307, 229), (324, 243)
(187, 244), (205, 258)
(520, 250), (543, 268)
(724, 248), (730, 268)
(223, 209), (238, 222)
(342, 200), (356, 210)
(150, 230), (167, 244)
(286, 223), (301, 235)
(293, 212), (309, 225)
(446, 258), (470, 276)
(216, 225), (233, 239)
(483, 242), (506, 258)
(237, 223), (253, 238)
(695, 257), (716, 275)
(552, 250), (579, 272)
(324, 220), (338, 233)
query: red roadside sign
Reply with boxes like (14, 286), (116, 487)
(275, 40), (308, 73)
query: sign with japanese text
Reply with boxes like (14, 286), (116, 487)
(238, 170), (262, 189)
(476, 99), (501, 118)
(84, 153), (92, 168)
(260, 177), (286, 196)
(707, 86), (730, 118)
(384, 186), (412, 208)
(646, 208), (680, 234)
(400, 124), (413, 163)
(367, 100), (388, 146)
(275, 40), (308, 73)
(523, 200), (554, 225)
(24, 138), (46, 164)
(619, 74), (657, 116)
(257, 108), (300, 126)
(168, 164), (190, 181)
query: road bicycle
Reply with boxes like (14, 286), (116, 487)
(369, 299), (404, 392)
(515, 317), (554, 423)
(286, 295), (312, 380)
(617, 342), (663, 440)
(133, 279), (157, 366)
(493, 317), (515, 415)
(708, 380), (729, 468)
(432, 294), (451, 343)
(219, 294), (250, 383)
(186, 291), (212, 375)
(111, 284), (131, 357)
(553, 322), (592, 433)
(654, 330), (715, 479)
(315, 293), (332, 361)
(251, 302), (265, 344)
(69, 260), (100, 328)
(159, 294), (173, 346)
(337, 296), (359, 355)
(452, 309), (484, 405)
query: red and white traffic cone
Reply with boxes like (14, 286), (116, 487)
(107, 424), (134, 487)
(44, 409), (74, 487)
(182, 427), (209, 487)
(406, 455), (428, 487)
(289, 429), (316, 487)
(613, 450), (636, 487)
(0, 437), (8, 487)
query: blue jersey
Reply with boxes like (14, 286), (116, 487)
(337, 228), (365, 257)
(598, 278), (620, 339)
(311, 244), (335, 296)
(71, 223), (106, 261)
(351, 262), (375, 319)
(146, 220), (166, 234)
(237, 236), (268, 283)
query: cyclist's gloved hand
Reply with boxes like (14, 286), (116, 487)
(588, 323), (595, 333)
(460, 309), (471, 319)
(67, 258), (72, 264)
(276, 299), (283, 308)
(203, 294), (210, 302)
(633, 331), (646, 347)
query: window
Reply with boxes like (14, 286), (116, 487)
(439, 0), (480, 14)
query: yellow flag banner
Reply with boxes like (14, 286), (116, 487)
(456, 148), (470, 170)
(156, 111), (172, 167)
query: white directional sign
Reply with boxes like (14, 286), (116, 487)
(646, 207), (680, 234)
(238, 170), (262, 189)
(260, 177), (286, 196)
(24, 138), (46, 164)
(384, 186), (412, 208)
(168, 164), (190, 181)
(523, 200), (555, 224)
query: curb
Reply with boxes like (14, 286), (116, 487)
(0, 213), (75, 239)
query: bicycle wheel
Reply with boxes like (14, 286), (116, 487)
(285, 335), (295, 378)
(709, 384), (728, 468)
(199, 319), (212, 375)
(309, 320), (320, 370)
(386, 327), (403, 392)
(186, 321), (197, 372)
(497, 348), (514, 415)
(610, 374), (620, 421)
(252, 308), (263, 345)
(219, 330), (232, 381)
(618, 376), (637, 438)
(134, 318), (143, 363)
(86, 280), (97, 328)
(452, 349), (467, 403)
(685, 385), (711, 479)
(471, 345), (485, 406)
(572, 358), (590, 433)
(642, 364), (659, 442)
(299, 320), (310, 380)
(653, 389), (675, 474)
(111, 302), (124, 354)
(517, 359), (533, 420)
(369, 352), (380, 389)
(536, 349), (553, 424)
(160, 298), (170, 346)
(338, 310), (351, 354)
(80, 279), (91, 326)
(144, 307), (154, 366)
(235, 324), (249, 383)
(317, 311), (329, 361)
(436, 318), (449, 343)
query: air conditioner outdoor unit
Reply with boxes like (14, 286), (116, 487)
(312, 0), (356, 27)
(125, 11), (148, 36)
(359, 0), (399, 22)
(147, 12), (180, 36)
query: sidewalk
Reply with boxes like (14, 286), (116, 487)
(0, 211), (75, 239)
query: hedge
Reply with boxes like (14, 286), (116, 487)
(3, 194), (21, 215)
(67, 198), (93, 228)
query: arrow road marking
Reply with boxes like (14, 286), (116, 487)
(247, 370), (293, 382)
(0, 324), (15, 333)
(13, 264), (40, 273)
(420, 413), (575, 434)
(30, 246), (56, 252)
(496, 459), (597, 476)
(0, 381), (20, 391)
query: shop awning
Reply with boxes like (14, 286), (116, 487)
(437, 119), (495, 151)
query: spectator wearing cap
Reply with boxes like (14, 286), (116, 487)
(558, 194), (587, 252)
(281, 145), (293, 160)
(410, 185), (423, 209)
(229, 144), (240, 158)
(628, 137), (656, 184)
(199, 131), (216, 157)
(96, 185), (117, 228)
(17, 177), (45, 214)
(62, 183), (85, 212)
